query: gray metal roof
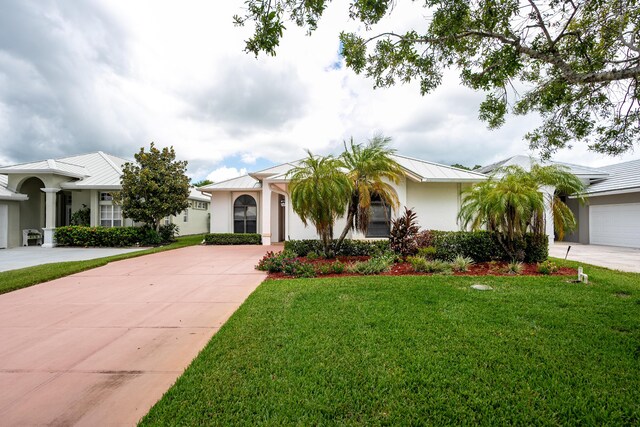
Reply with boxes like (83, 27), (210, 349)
(0, 175), (28, 201)
(0, 158), (89, 178)
(261, 154), (489, 183)
(584, 158), (640, 195)
(189, 187), (210, 202)
(477, 155), (609, 178)
(199, 175), (261, 192)
(60, 152), (128, 189)
(391, 154), (487, 182)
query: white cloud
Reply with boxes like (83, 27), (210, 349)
(206, 166), (248, 183)
(0, 0), (638, 177)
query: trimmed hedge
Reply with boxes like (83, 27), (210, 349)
(428, 230), (548, 263)
(55, 226), (145, 247)
(203, 233), (262, 245)
(284, 239), (390, 257)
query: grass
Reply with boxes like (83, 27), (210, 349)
(141, 260), (640, 425)
(0, 234), (204, 295)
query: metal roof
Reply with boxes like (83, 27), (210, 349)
(249, 162), (299, 178)
(244, 154), (487, 182)
(391, 154), (487, 182)
(0, 158), (89, 178)
(477, 155), (609, 178)
(199, 175), (261, 192)
(0, 175), (28, 201)
(59, 152), (127, 189)
(189, 187), (210, 202)
(584, 158), (640, 195)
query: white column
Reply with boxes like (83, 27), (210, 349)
(261, 184), (272, 245)
(41, 187), (60, 248)
(541, 185), (555, 246)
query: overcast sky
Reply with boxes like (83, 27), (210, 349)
(1, 1), (638, 182)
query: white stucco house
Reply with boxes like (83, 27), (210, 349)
(479, 155), (640, 249)
(199, 155), (488, 245)
(0, 152), (210, 249)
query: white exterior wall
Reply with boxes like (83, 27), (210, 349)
(406, 181), (461, 231)
(210, 192), (232, 233)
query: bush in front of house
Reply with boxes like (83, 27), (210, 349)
(204, 233), (262, 245)
(55, 226), (145, 247)
(284, 239), (389, 257)
(409, 230), (548, 263)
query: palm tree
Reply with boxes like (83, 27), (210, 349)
(528, 164), (586, 241)
(287, 151), (352, 257)
(458, 164), (585, 258)
(335, 135), (404, 251)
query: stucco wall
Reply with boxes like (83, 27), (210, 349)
(170, 203), (209, 236)
(406, 181), (461, 231)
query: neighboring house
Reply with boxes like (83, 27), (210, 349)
(0, 152), (210, 249)
(478, 155), (640, 249)
(198, 155), (488, 245)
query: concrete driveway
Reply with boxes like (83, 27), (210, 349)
(0, 244), (272, 425)
(550, 242), (640, 273)
(0, 246), (148, 272)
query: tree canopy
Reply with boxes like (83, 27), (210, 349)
(113, 143), (191, 231)
(235, 0), (640, 157)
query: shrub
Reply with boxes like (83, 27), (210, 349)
(414, 230), (434, 248)
(424, 230), (548, 263)
(204, 233), (261, 245)
(256, 251), (297, 273)
(70, 204), (90, 226)
(524, 233), (549, 263)
(389, 207), (420, 256)
(451, 255), (474, 272)
(315, 263), (333, 275)
(408, 257), (452, 274)
(506, 261), (524, 275)
(537, 260), (559, 275)
(347, 254), (394, 275)
(55, 226), (145, 247)
(158, 223), (179, 243)
(282, 259), (316, 278)
(140, 227), (162, 246)
(284, 239), (389, 257)
(306, 251), (320, 261)
(330, 261), (346, 274)
(417, 246), (437, 260)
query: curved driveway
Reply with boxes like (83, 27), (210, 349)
(0, 244), (273, 426)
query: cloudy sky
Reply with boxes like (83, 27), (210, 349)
(1, 1), (638, 182)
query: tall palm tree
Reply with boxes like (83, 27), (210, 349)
(458, 164), (585, 258)
(335, 135), (404, 251)
(287, 151), (352, 257)
(529, 164), (586, 241)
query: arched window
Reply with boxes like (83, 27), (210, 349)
(234, 195), (257, 233)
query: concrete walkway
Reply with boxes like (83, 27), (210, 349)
(0, 246), (148, 272)
(550, 242), (640, 273)
(0, 245), (272, 425)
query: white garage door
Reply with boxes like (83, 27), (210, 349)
(590, 203), (640, 248)
(0, 204), (7, 249)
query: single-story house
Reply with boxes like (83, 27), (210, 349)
(478, 155), (640, 249)
(0, 152), (210, 249)
(199, 155), (489, 245)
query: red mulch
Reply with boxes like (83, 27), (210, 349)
(266, 256), (576, 279)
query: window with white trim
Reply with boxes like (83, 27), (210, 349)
(183, 209), (188, 222)
(99, 192), (122, 227)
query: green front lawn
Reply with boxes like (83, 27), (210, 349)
(0, 234), (204, 295)
(141, 263), (640, 425)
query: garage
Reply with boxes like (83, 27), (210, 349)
(589, 203), (640, 248)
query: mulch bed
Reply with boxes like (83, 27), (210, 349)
(266, 256), (577, 279)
